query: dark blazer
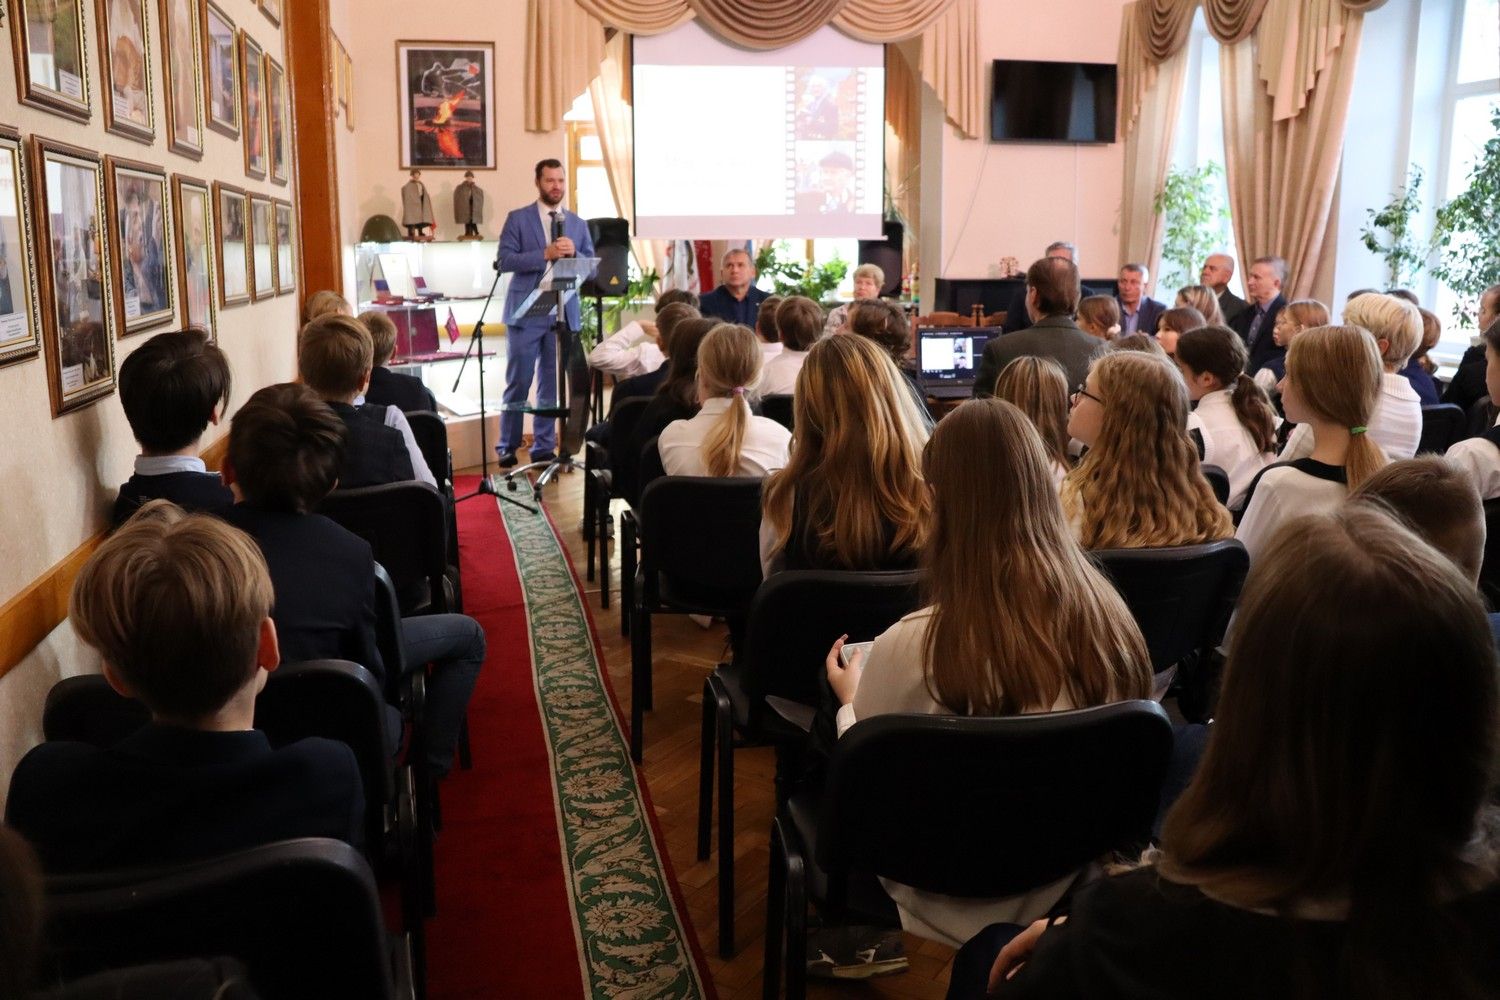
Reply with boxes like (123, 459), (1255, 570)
(1445, 344), (1487, 412)
(113, 471), (233, 527)
(1001, 283), (1099, 334)
(1119, 296), (1166, 335)
(326, 401), (414, 489)
(1230, 294), (1287, 376)
(365, 365), (437, 414)
(5, 723), (364, 874)
(610, 367), (668, 413)
(975, 314), (1101, 396)
(219, 503), (384, 683)
(698, 284), (770, 327)
(1218, 287), (1248, 325)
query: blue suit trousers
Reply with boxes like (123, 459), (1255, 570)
(501, 318), (559, 455)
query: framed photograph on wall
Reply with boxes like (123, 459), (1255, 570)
(265, 54), (288, 185)
(96, 0), (154, 142)
(213, 181), (247, 307)
(273, 198), (294, 295)
(342, 47), (354, 131)
(202, 1), (239, 139)
(11, 0), (92, 122)
(248, 195), (273, 301)
(0, 127), (43, 369)
(31, 136), (117, 415)
(172, 174), (217, 337)
(240, 30), (266, 180)
(258, 0), (279, 26)
(105, 157), (174, 335)
(396, 40), (495, 170)
(159, 0), (204, 158)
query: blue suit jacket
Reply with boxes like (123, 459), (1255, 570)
(1118, 296), (1166, 335)
(497, 205), (595, 331)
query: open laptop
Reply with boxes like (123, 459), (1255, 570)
(918, 326), (993, 399)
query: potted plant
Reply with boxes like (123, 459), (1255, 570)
(1359, 167), (1427, 289)
(753, 242), (849, 305)
(1431, 107), (1500, 329)
(1153, 162), (1230, 292)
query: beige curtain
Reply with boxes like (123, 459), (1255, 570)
(525, 0), (607, 132)
(1220, 8), (1364, 302)
(886, 43), (921, 258)
(588, 32), (665, 283)
(918, 0), (981, 138)
(1119, 3), (1190, 293)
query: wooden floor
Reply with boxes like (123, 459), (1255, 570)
(467, 453), (956, 1000)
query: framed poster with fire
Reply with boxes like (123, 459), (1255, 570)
(396, 40), (494, 171)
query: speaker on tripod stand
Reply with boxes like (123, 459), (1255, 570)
(573, 218), (631, 436)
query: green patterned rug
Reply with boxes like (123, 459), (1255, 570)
(498, 497), (713, 1000)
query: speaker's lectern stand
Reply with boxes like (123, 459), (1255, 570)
(496, 255), (599, 512)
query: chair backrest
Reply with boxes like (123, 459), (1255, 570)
(638, 477), (764, 612)
(1091, 540), (1248, 675)
(1481, 498), (1500, 609)
(253, 659), (394, 851)
(635, 434), (666, 507)
(371, 563), (408, 703)
(605, 396), (653, 501)
(41, 838), (395, 1000)
(43, 675), (150, 747)
(403, 410), (451, 489)
(319, 481), (448, 615)
(1200, 464), (1230, 505)
(915, 312), (974, 329)
(817, 703), (1173, 897)
(1418, 403), (1467, 454)
(760, 394), (794, 431)
(741, 570), (922, 712)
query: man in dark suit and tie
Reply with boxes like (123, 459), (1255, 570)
(1116, 263), (1166, 336)
(698, 248), (770, 327)
(1201, 253), (1247, 324)
(1230, 256), (1290, 377)
(975, 256), (1100, 395)
(496, 158), (596, 466)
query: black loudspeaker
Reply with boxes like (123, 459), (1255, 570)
(858, 221), (904, 297)
(583, 217), (630, 297)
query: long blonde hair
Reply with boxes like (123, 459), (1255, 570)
(921, 400), (1152, 715)
(1175, 284), (1225, 327)
(697, 323), (763, 477)
(1284, 324), (1388, 490)
(761, 336), (929, 568)
(1062, 352), (1233, 548)
(993, 356), (1071, 469)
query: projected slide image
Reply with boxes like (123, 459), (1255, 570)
(793, 67), (858, 140)
(793, 141), (859, 216)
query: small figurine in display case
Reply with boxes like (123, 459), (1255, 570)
(401, 169), (435, 241)
(453, 170), (485, 240)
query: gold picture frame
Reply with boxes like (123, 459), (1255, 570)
(273, 198), (295, 295)
(172, 174), (218, 338)
(96, 0), (155, 142)
(159, 0), (205, 158)
(248, 194), (273, 301)
(265, 54), (289, 185)
(239, 29), (266, 180)
(213, 180), (247, 307)
(104, 156), (175, 335)
(11, 0), (93, 123)
(0, 126), (43, 369)
(201, 0), (239, 139)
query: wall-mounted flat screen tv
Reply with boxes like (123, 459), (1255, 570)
(990, 60), (1118, 143)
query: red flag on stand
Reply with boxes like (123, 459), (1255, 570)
(445, 308), (461, 344)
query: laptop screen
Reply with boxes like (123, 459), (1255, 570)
(919, 328), (991, 384)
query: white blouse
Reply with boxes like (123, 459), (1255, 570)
(586, 321), (666, 379)
(1194, 389), (1276, 509)
(834, 608), (1079, 947)
(1278, 372), (1422, 464)
(1234, 463), (1347, 563)
(759, 348), (808, 398)
(657, 397), (792, 477)
(1447, 416), (1500, 500)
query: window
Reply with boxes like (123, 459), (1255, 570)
(563, 91), (619, 221)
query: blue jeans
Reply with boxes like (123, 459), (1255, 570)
(401, 613), (485, 776)
(501, 319), (558, 455)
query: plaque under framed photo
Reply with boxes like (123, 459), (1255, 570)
(31, 136), (118, 416)
(172, 174), (218, 338)
(396, 40), (495, 170)
(273, 199), (295, 295)
(96, 0), (155, 142)
(11, 0), (93, 123)
(240, 30), (266, 180)
(202, 0), (240, 139)
(105, 156), (175, 335)
(159, 0), (205, 158)
(213, 181), (248, 307)
(0, 127), (43, 369)
(248, 195), (273, 301)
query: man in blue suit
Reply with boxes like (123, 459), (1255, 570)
(1115, 262), (1166, 336)
(496, 158), (595, 465)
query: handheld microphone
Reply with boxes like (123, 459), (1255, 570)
(551, 212), (564, 245)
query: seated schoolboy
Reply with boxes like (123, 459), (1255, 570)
(358, 309), (439, 414)
(759, 296), (821, 397)
(221, 384), (485, 777)
(298, 314), (436, 489)
(588, 288), (699, 380)
(753, 294), (785, 363)
(5, 501), (364, 873)
(112, 329), (234, 526)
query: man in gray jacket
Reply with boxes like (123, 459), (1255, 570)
(975, 256), (1097, 396)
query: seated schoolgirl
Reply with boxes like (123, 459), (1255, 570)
(992, 356), (1073, 488)
(1253, 298), (1329, 395)
(627, 316), (719, 482)
(1173, 326), (1278, 509)
(657, 323), (791, 477)
(759, 335), (929, 576)
(1173, 285), (1224, 327)
(1076, 295), (1121, 342)
(1152, 306), (1205, 358)
(1236, 325), (1388, 561)
(1062, 351), (1232, 549)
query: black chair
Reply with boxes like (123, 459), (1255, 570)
(1418, 403), (1467, 454)
(43, 675), (149, 746)
(320, 482), (451, 616)
(583, 396), (651, 605)
(1200, 464), (1230, 506)
(700, 570), (922, 957)
(760, 394), (794, 431)
(618, 435), (668, 635)
(1481, 498), (1500, 609)
(762, 703), (1174, 1000)
(628, 476), (765, 763)
(41, 838), (407, 1000)
(1091, 540), (1248, 714)
(404, 410), (461, 604)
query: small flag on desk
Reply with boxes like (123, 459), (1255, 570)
(444, 308), (460, 344)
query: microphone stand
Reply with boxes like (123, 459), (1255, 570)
(452, 263), (506, 504)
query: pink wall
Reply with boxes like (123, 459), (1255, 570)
(938, 0), (1128, 282)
